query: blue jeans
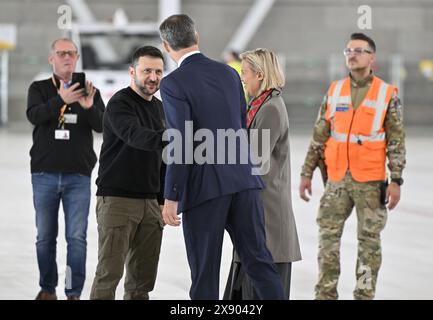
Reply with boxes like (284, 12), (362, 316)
(32, 172), (90, 297)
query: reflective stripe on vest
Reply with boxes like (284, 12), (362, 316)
(330, 130), (386, 143)
(324, 76), (396, 182)
(327, 95), (351, 108)
(372, 81), (389, 133)
(328, 79), (390, 142)
(328, 79), (345, 119)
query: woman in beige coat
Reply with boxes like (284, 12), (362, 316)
(224, 48), (301, 300)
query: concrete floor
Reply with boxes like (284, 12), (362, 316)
(0, 125), (432, 300)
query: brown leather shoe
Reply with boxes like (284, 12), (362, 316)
(35, 291), (57, 300)
(67, 296), (80, 300)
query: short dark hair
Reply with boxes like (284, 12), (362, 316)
(159, 14), (198, 51)
(131, 46), (164, 67)
(350, 33), (376, 52)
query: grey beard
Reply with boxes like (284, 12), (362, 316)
(135, 78), (158, 97)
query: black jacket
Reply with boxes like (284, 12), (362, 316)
(96, 87), (166, 204)
(26, 76), (105, 176)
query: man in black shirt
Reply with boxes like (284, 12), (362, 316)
(90, 46), (166, 300)
(26, 38), (105, 300)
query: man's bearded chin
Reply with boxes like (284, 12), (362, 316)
(135, 78), (159, 96)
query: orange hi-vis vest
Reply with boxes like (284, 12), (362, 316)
(324, 76), (397, 182)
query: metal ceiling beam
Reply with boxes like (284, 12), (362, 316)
(66, 0), (118, 63)
(158, 0), (181, 72)
(159, 0), (181, 24)
(223, 0), (275, 54)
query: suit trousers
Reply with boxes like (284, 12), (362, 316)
(182, 188), (286, 300)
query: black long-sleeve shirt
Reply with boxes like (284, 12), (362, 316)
(26, 76), (105, 176)
(96, 87), (166, 204)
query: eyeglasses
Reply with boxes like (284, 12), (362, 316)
(343, 48), (373, 56)
(55, 50), (78, 58)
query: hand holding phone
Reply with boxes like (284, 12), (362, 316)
(72, 72), (87, 96)
(59, 80), (82, 105)
(78, 80), (97, 109)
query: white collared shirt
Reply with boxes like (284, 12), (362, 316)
(177, 50), (201, 67)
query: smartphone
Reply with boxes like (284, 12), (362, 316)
(71, 72), (87, 95)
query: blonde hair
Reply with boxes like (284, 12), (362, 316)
(240, 48), (285, 95)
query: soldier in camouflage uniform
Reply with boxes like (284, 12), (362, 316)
(299, 33), (406, 300)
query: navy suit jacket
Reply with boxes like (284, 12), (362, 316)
(160, 53), (264, 213)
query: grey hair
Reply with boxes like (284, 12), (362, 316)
(159, 14), (198, 51)
(50, 38), (77, 54)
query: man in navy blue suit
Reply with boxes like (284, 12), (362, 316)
(159, 14), (285, 300)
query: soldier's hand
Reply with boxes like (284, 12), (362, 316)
(386, 182), (401, 210)
(299, 176), (312, 202)
(59, 80), (84, 105)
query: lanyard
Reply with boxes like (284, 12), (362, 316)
(51, 76), (68, 129)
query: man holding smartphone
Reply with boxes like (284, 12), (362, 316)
(26, 38), (105, 300)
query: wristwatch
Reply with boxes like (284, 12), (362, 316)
(391, 178), (404, 186)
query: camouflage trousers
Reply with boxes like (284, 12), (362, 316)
(315, 171), (387, 300)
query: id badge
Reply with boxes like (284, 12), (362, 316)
(336, 104), (349, 112)
(55, 129), (70, 140)
(64, 114), (77, 124)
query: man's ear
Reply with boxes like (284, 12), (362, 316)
(162, 40), (170, 53)
(129, 65), (135, 79)
(48, 54), (54, 66)
(370, 52), (376, 65)
(195, 32), (199, 45)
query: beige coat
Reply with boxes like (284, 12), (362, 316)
(237, 90), (302, 263)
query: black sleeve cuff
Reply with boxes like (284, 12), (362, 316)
(157, 194), (165, 205)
